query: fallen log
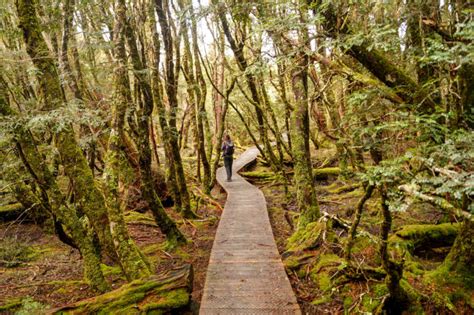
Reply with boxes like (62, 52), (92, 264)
(312, 167), (342, 180)
(390, 223), (460, 254)
(51, 264), (193, 314)
(241, 167), (344, 182)
(0, 203), (24, 222)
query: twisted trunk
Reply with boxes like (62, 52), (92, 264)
(17, 0), (117, 263)
(155, 0), (195, 218)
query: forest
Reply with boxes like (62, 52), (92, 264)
(0, 0), (473, 314)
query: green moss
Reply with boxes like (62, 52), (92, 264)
(427, 264), (474, 291)
(325, 183), (361, 194)
(172, 248), (191, 260)
(283, 256), (300, 270)
(430, 291), (456, 313)
(365, 199), (381, 214)
(309, 254), (343, 291)
(101, 264), (124, 277)
(312, 167), (342, 179)
(162, 237), (188, 251)
(141, 289), (189, 314)
(400, 280), (422, 305)
(361, 294), (380, 312)
(403, 260), (424, 275)
(321, 182), (340, 192)
(343, 295), (353, 310)
(0, 203), (23, 222)
(313, 254), (342, 273)
(15, 297), (49, 315)
(284, 253), (315, 271)
(389, 223), (460, 260)
(373, 283), (389, 296)
(350, 235), (375, 254)
(311, 295), (332, 305)
(317, 272), (332, 291)
(53, 287), (68, 295)
(395, 223), (459, 243)
(343, 188), (364, 198)
(0, 298), (22, 312)
(240, 170), (275, 180)
(448, 289), (474, 308)
(142, 244), (162, 256)
(287, 221), (324, 252)
(0, 203), (23, 213)
(52, 267), (190, 314)
(124, 211), (158, 227)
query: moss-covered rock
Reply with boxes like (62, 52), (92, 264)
(283, 253), (316, 271)
(286, 221), (325, 252)
(310, 254), (344, 291)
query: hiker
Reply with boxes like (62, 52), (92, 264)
(222, 134), (234, 182)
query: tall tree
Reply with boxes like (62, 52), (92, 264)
(154, 0), (196, 218)
(16, 0), (118, 263)
(122, 0), (186, 244)
(101, 0), (151, 281)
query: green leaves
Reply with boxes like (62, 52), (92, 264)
(421, 21), (474, 66)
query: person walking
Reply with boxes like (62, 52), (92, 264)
(222, 135), (235, 182)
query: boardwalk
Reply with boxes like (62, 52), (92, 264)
(200, 148), (301, 314)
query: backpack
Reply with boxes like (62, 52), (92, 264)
(224, 143), (234, 156)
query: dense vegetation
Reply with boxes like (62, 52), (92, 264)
(0, 0), (472, 313)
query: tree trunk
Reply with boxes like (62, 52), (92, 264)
(102, 0), (151, 280)
(59, 0), (82, 101)
(124, 0), (186, 244)
(289, 51), (321, 229)
(190, 1), (211, 192)
(148, 7), (183, 214)
(16, 0), (117, 263)
(379, 187), (409, 312)
(316, 1), (435, 111)
(344, 184), (374, 261)
(154, 0), (195, 219)
(1, 98), (107, 291)
(213, 0), (280, 170)
(438, 219), (474, 288)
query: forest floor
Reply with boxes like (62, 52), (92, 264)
(243, 149), (473, 314)
(0, 184), (226, 313)
(1, 147), (473, 314)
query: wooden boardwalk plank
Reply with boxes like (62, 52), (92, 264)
(200, 148), (301, 314)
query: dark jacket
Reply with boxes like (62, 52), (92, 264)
(222, 140), (234, 157)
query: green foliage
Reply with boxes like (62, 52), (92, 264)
(422, 21), (474, 66)
(408, 130), (474, 212)
(358, 130), (473, 214)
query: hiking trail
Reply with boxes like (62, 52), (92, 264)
(200, 147), (301, 314)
